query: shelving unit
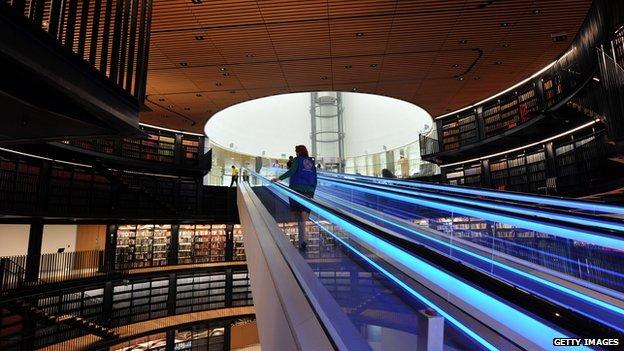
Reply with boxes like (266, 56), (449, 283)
(115, 224), (171, 268)
(444, 163), (481, 186)
(111, 278), (169, 325)
(116, 225), (137, 267)
(178, 225), (195, 264)
(440, 111), (479, 151)
(543, 74), (565, 108)
(233, 224), (245, 261)
(181, 136), (200, 162)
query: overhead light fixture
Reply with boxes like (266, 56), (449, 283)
(473, 76), (481, 80)
(195, 35), (204, 40)
(230, 90), (236, 94)
(458, 76), (465, 81)
(215, 82), (222, 86)
(351, 87), (358, 91)
(501, 22), (509, 27)
(355, 32), (365, 37)
(495, 61), (503, 65)
(320, 76), (328, 80)
(219, 67), (227, 71)
(158, 98), (165, 101)
(245, 53), (255, 58)
(452, 64), (460, 68)
(533, 9), (541, 14)
(196, 93), (202, 97)
(180, 62), (188, 67)
(345, 65), (352, 69)
(223, 72), (230, 77)
(459, 39), (467, 44)
(370, 63), (378, 68)
(184, 107), (191, 111)
(191, 0), (202, 3)
(168, 105), (174, 108)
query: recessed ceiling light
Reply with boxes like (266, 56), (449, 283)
(473, 76), (481, 80)
(184, 107), (191, 111)
(195, 35), (204, 40)
(219, 67), (227, 71)
(351, 87), (358, 91)
(370, 63), (378, 68)
(501, 22), (509, 27)
(320, 76), (328, 80)
(459, 39), (467, 44)
(502, 43), (510, 48)
(344, 65), (352, 69)
(533, 9), (541, 14)
(458, 77), (464, 81)
(495, 61), (503, 65)
(180, 62), (188, 67)
(245, 53), (255, 58)
(196, 93), (202, 97)
(355, 32), (365, 37)
(452, 64), (460, 68)
(223, 72), (230, 77)
(191, 0), (202, 4)
(168, 105), (174, 108)
(158, 98), (165, 101)
(230, 90), (236, 94)
(215, 82), (222, 86)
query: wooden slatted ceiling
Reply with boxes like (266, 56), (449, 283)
(141, 0), (592, 132)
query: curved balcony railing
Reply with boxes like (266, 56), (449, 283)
(424, 0), (622, 158)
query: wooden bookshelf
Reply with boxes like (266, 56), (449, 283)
(445, 162), (481, 186)
(181, 136), (200, 161)
(440, 110), (479, 151)
(233, 224), (245, 261)
(543, 74), (565, 108)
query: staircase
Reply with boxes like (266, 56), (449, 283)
(9, 299), (117, 340)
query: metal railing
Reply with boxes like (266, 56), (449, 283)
(0, 250), (104, 291)
(2, 0), (153, 100)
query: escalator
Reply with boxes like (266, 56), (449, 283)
(238, 169), (623, 350)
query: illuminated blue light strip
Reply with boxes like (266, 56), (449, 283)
(310, 218), (499, 351)
(320, 179), (624, 251)
(261, 179), (582, 351)
(319, 185), (624, 284)
(315, 190), (624, 331)
(319, 177), (624, 233)
(319, 172), (624, 215)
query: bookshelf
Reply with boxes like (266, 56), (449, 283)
(483, 87), (538, 138)
(115, 224), (172, 268)
(440, 110), (479, 151)
(178, 225), (195, 264)
(444, 163), (481, 186)
(233, 224), (245, 261)
(181, 136), (200, 162)
(542, 74), (565, 108)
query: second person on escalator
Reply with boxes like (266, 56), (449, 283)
(271, 145), (317, 251)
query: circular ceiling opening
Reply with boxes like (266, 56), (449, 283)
(204, 91), (433, 159)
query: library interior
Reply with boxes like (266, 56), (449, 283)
(1, 0), (624, 350)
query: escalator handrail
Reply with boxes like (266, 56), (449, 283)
(319, 175), (624, 251)
(319, 172), (624, 215)
(250, 170), (622, 350)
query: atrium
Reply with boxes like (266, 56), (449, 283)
(1, 0), (623, 350)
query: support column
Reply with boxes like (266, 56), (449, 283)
(167, 273), (177, 315)
(104, 224), (118, 272)
(225, 268), (233, 307)
(25, 220), (44, 282)
(225, 225), (234, 262)
(168, 224), (179, 265)
(166, 329), (176, 351)
(102, 281), (114, 327)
